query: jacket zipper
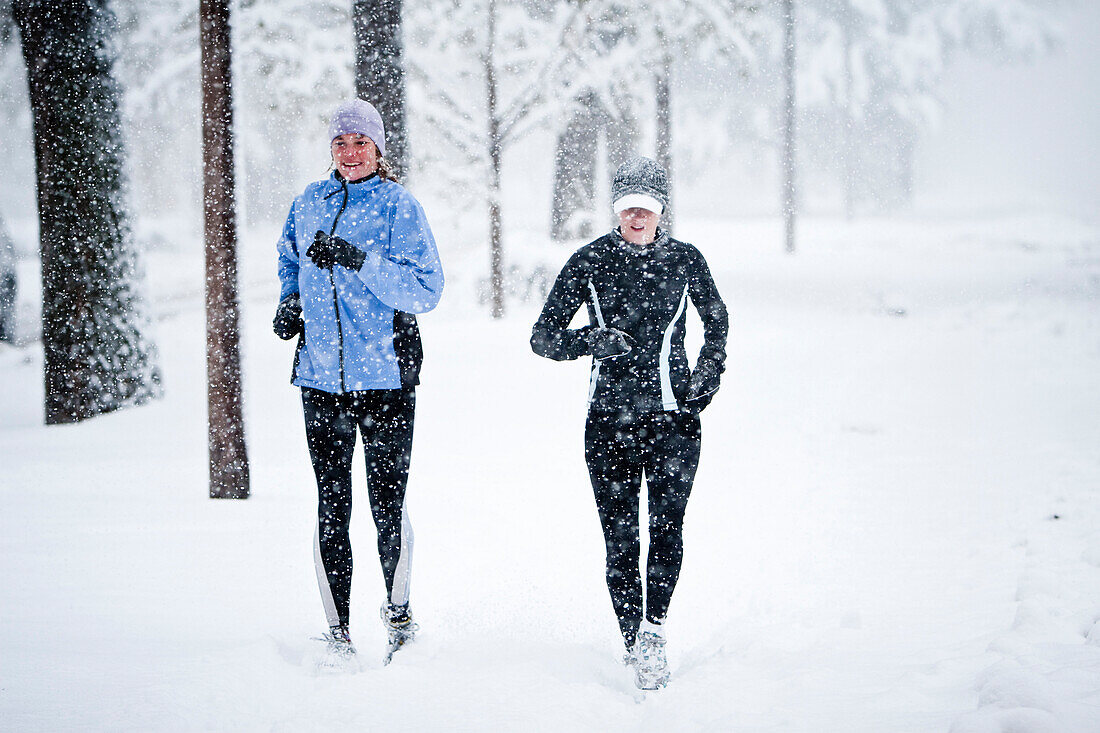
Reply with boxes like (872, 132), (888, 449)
(325, 180), (351, 392)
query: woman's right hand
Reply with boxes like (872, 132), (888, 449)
(586, 327), (633, 361)
(307, 231), (366, 271)
(273, 292), (303, 340)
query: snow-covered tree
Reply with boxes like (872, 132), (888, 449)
(115, 0), (354, 224)
(638, 0), (764, 228)
(0, 0), (35, 224)
(548, 1), (644, 241)
(548, 0), (766, 235)
(13, 0), (162, 424)
(792, 0), (1060, 216)
(408, 0), (610, 317)
(407, 0), (767, 313)
(232, 0), (353, 218)
(550, 87), (638, 240)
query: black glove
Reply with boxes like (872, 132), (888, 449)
(272, 293), (303, 340)
(586, 327), (633, 361)
(686, 357), (722, 405)
(306, 230), (366, 271)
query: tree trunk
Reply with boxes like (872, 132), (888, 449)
(14, 0), (162, 424)
(485, 0), (504, 319)
(781, 0), (797, 254)
(655, 42), (674, 231)
(0, 211), (16, 343)
(354, 0), (406, 178)
(605, 94), (639, 197)
(841, 0), (856, 221)
(200, 0), (249, 499)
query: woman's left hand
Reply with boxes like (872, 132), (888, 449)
(686, 358), (721, 404)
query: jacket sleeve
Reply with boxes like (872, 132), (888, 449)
(355, 191), (444, 314)
(531, 251), (593, 361)
(687, 248), (728, 370)
(276, 201), (300, 301)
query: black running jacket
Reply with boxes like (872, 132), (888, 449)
(531, 228), (728, 415)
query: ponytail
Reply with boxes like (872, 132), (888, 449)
(376, 156), (398, 182)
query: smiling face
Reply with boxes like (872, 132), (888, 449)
(618, 206), (660, 245)
(330, 133), (379, 181)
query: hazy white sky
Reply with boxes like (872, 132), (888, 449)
(916, 2), (1100, 222)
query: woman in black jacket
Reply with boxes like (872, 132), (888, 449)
(531, 157), (728, 690)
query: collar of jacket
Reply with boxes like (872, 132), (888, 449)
(610, 226), (670, 255)
(333, 170), (379, 186)
(324, 170), (382, 199)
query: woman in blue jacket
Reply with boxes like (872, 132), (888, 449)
(273, 99), (444, 664)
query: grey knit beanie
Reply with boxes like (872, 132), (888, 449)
(328, 99), (386, 158)
(611, 156), (668, 215)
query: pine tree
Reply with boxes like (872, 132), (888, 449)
(13, 0), (162, 424)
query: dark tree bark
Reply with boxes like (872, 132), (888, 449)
(781, 0), (797, 254)
(200, 0), (249, 499)
(14, 0), (162, 424)
(354, 0), (406, 178)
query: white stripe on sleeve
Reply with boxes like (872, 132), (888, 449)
(659, 285), (689, 410)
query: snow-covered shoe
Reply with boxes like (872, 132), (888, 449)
(315, 625), (358, 672)
(381, 602), (418, 665)
(633, 620), (669, 690)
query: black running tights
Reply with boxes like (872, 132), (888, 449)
(302, 387), (415, 629)
(584, 409), (701, 648)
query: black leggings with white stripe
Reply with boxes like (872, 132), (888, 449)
(302, 386), (415, 629)
(585, 408), (701, 648)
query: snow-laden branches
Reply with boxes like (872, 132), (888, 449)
(408, 0), (588, 158)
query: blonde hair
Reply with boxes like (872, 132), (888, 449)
(376, 155), (397, 182)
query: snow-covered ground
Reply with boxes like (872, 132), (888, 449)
(2, 214), (1099, 732)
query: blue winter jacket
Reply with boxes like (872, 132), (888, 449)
(277, 172), (444, 393)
